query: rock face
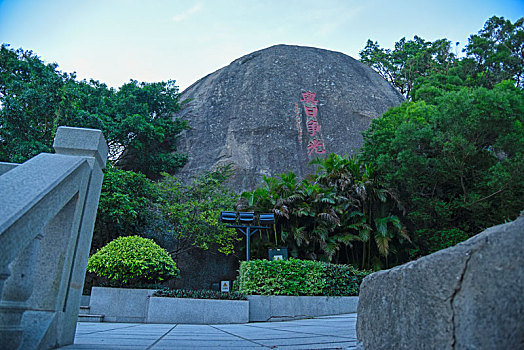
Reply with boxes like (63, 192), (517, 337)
(356, 216), (524, 349)
(175, 44), (403, 191)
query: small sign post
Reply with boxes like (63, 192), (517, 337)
(269, 247), (288, 261)
(221, 281), (230, 293)
(220, 212), (275, 261)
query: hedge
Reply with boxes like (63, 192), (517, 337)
(236, 258), (371, 296)
(153, 288), (246, 300)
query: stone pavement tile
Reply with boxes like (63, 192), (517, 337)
(162, 334), (241, 340)
(73, 336), (156, 346)
(61, 313), (359, 349)
(255, 335), (356, 347)
(74, 324), (142, 332)
(59, 345), (147, 350)
(151, 339), (266, 348)
(266, 326), (355, 336)
(76, 334), (160, 341)
(151, 346), (267, 350)
(250, 334), (336, 343)
(274, 341), (357, 350)
(167, 326), (228, 334)
(211, 328), (304, 340)
(246, 325), (356, 339)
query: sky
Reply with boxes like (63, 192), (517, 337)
(1, 0), (523, 92)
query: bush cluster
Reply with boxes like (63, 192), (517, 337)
(322, 263), (370, 296)
(87, 236), (179, 287)
(236, 259), (371, 296)
(153, 288), (246, 300)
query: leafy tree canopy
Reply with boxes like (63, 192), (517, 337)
(360, 81), (524, 255)
(464, 16), (524, 88)
(0, 44), (189, 177)
(360, 16), (523, 99)
(157, 165), (241, 257)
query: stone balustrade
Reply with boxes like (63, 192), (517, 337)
(0, 127), (107, 350)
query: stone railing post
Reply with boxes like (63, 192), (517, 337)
(51, 126), (108, 345)
(0, 126), (107, 349)
(0, 233), (43, 349)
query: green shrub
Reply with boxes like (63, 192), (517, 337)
(237, 259), (324, 296)
(87, 236), (179, 286)
(236, 259), (371, 296)
(321, 263), (371, 296)
(153, 288), (246, 300)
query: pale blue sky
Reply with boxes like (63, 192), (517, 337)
(1, 0), (522, 91)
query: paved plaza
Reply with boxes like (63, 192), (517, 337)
(59, 313), (357, 349)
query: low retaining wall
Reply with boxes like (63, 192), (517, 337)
(247, 295), (359, 322)
(90, 287), (154, 323)
(147, 297), (248, 324)
(87, 287), (358, 324)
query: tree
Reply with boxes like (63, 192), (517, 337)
(240, 154), (409, 269)
(0, 44), (189, 178)
(102, 79), (189, 178)
(359, 36), (457, 99)
(157, 165), (240, 259)
(360, 81), (524, 256)
(0, 44), (192, 258)
(93, 165), (160, 250)
(464, 16), (524, 88)
(0, 45), (64, 161)
(359, 16), (524, 99)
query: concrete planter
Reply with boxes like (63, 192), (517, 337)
(88, 287), (248, 324)
(88, 287), (358, 324)
(247, 295), (359, 322)
(89, 287), (155, 322)
(146, 297), (248, 324)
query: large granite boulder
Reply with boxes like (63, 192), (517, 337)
(356, 216), (524, 349)
(175, 44), (403, 191)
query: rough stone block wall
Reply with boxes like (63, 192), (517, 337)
(356, 216), (524, 349)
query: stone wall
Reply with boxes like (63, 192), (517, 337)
(356, 216), (524, 349)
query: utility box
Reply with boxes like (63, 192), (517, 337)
(211, 282), (220, 291)
(269, 247), (288, 261)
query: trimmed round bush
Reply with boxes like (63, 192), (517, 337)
(87, 236), (179, 286)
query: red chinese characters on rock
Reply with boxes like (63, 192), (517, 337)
(304, 105), (318, 118)
(307, 139), (326, 156)
(299, 91), (326, 156)
(307, 119), (321, 136)
(300, 91), (318, 105)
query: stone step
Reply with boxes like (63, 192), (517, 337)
(78, 314), (104, 323)
(80, 306), (90, 312)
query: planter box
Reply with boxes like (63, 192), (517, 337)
(146, 297), (249, 324)
(89, 287), (155, 322)
(88, 287), (358, 324)
(247, 295), (359, 322)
